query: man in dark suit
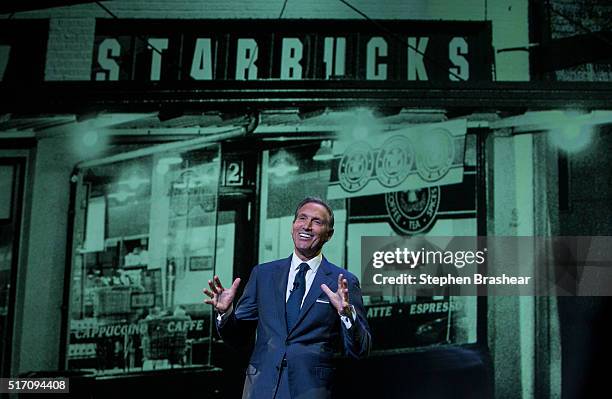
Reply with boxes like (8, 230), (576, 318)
(204, 197), (371, 399)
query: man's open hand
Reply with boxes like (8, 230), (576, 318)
(203, 276), (241, 313)
(321, 273), (352, 317)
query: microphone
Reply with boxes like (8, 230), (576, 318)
(290, 281), (300, 293)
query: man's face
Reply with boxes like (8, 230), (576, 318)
(291, 202), (334, 260)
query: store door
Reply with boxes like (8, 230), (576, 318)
(217, 145), (259, 288)
(0, 158), (25, 377)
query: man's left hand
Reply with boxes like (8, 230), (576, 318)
(321, 274), (353, 318)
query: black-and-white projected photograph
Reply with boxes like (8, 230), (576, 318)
(1, 1), (611, 398)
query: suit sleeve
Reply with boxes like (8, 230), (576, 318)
(341, 274), (372, 359)
(216, 265), (259, 349)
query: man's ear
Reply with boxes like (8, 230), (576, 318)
(326, 228), (334, 241)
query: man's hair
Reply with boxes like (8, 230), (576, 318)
(293, 196), (335, 229)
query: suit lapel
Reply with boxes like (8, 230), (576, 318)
(288, 256), (335, 336)
(273, 255), (292, 332)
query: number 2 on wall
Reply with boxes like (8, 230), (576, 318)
(224, 160), (244, 186)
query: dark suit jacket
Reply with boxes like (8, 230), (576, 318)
(218, 255), (371, 399)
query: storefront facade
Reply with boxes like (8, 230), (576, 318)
(2, 1), (611, 398)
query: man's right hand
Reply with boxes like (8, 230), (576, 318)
(203, 276), (241, 313)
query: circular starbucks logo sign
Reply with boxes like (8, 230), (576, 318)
(415, 128), (455, 182)
(338, 141), (375, 192)
(375, 136), (414, 188)
(385, 187), (441, 235)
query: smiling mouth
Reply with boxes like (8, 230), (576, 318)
(298, 232), (313, 239)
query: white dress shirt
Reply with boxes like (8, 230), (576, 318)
(286, 252), (322, 305)
(289, 252), (355, 329)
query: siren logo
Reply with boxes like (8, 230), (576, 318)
(385, 187), (440, 234)
(376, 136), (414, 187)
(416, 128), (455, 182)
(338, 142), (375, 192)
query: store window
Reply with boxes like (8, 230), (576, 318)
(67, 143), (221, 374)
(259, 133), (479, 352)
(259, 143), (347, 265)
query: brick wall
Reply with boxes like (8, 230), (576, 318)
(45, 17), (96, 80)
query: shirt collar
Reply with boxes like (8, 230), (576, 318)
(291, 251), (322, 274)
